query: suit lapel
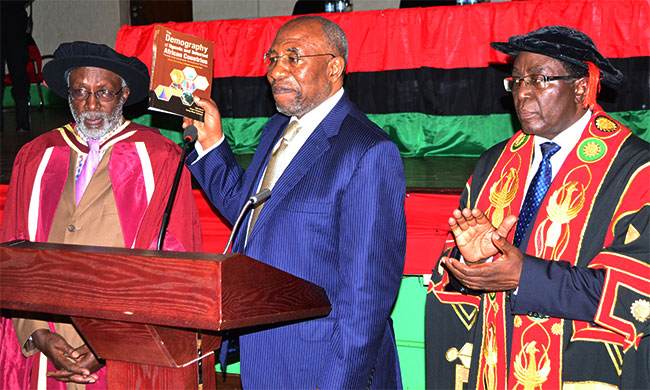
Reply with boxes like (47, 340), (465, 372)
(246, 93), (353, 243)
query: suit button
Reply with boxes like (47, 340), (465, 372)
(67, 224), (76, 232)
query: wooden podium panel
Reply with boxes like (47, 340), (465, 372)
(0, 240), (331, 388)
(69, 318), (222, 367)
(0, 240), (331, 335)
(104, 354), (216, 390)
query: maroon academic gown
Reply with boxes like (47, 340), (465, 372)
(0, 121), (202, 389)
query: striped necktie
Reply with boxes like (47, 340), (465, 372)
(248, 120), (301, 235)
(512, 142), (561, 247)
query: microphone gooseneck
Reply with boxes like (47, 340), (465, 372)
(156, 126), (197, 250)
(222, 189), (271, 255)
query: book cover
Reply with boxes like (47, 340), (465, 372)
(149, 25), (214, 121)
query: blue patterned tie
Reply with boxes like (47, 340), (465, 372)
(513, 142), (560, 247)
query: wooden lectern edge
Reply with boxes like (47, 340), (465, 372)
(1, 241), (333, 333)
(0, 300), (223, 332)
(219, 307), (332, 331)
(1, 301), (331, 333)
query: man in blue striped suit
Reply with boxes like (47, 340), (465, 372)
(184, 15), (406, 390)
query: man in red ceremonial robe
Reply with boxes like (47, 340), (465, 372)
(425, 26), (649, 389)
(0, 41), (201, 389)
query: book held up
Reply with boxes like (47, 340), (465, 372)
(149, 25), (214, 121)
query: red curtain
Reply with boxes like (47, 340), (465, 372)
(116, 0), (649, 78)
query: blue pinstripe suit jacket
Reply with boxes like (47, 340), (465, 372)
(187, 93), (406, 389)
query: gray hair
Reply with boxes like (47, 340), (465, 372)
(65, 68), (128, 89)
(286, 15), (348, 67)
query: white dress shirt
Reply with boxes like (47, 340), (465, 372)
(194, 88), (344, 166)
(194, 88), (345, 244)
(258, 87), (345, 189)
(511, 109), (591, 292)
(522, 110), (592, 200)
(460, 110), (593, 269)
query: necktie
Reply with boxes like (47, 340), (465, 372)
(248, 120), (301, 235)
(512, 142), (560, 247)
(75, 138), (101, 205)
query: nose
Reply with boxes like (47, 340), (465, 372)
(514, 80), (534, 102)
(268, 57), (290, 82)
(85, 92), (100, 111)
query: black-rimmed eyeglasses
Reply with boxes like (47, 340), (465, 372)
(68, 88), (123, 102)
(504, 74), (577, 92)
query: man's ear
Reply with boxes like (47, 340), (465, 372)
(122, 86), (131, 102)
(573, 76), (588, 104)
(328, 56), (345, 81)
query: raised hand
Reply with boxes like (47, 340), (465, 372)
(448, 208), (516, 264)
(182, 96), (223, 150)
(444, 231), (524, 291)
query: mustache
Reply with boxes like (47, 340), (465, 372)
(78, 111), (108, 121)
(70, 97), (125, 138)
(271, 81), (297, 93)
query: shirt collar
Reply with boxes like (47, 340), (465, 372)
(291, 87), (344, 133)
(534, 109), (592, 151)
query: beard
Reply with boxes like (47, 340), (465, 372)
(272, 84), (331, 119)
(272, 81), (313, 118)
(70, 97), (125, 139)
(275, 94), (319, 119)
(274, 91), (304, 117)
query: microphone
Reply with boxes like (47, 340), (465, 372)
(183, 125), (198, 143)
(156, 126), (198, 250)
(222, 189), (271, 255)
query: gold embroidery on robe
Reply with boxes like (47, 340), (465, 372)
(452, 304), (479, 330)
(595, 115), (619, 133)
(624, 224), (640, 245)
(447, 343), (473, 390)
(630, 299), (650, 322)
(534, 166), (590, 259)
(487, 156), (520, 228)
(482, 325), (498, 390)
(604, 342), (624, 376)
(513, 341), (551, 390)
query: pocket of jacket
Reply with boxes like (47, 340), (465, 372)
(298, 317), (335, 341)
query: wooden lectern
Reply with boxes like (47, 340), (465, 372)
(0, 240), (331, 389)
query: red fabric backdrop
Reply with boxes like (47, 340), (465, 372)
(0, 185), (459, 275)
(116, 0), (649, 78)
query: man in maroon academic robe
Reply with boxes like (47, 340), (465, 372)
(0, 41), (201, 390)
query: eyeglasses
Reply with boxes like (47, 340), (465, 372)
(503, 74), (576, 92)
(68, 88), (123, 102)
(264, 52), (335, 68)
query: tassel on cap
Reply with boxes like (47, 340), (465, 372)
(583, 61), (601, 110)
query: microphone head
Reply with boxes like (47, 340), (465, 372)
(250, 188), (271, 206)
(183, 125), (198, 143)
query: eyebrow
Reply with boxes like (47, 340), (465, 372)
(266, 47), (301, 56)
(512, 65), (547, 75)
(71, 80), (121, 93)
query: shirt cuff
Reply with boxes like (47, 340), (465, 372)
(193, 135), (225, 163)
